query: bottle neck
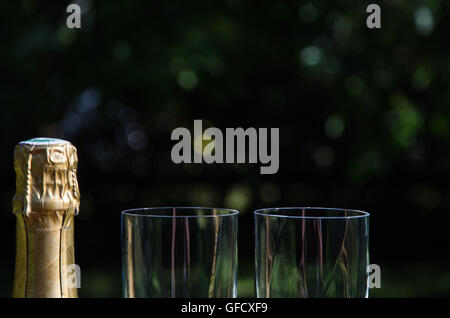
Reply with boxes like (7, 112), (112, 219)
(12, 210), (78, 298)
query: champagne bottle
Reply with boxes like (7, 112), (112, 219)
(12, 138), (80, 298)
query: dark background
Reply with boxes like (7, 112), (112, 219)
(1, 0), (450, 297)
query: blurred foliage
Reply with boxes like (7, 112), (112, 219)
(1, 0), (450, 297)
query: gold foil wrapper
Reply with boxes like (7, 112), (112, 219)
(12, 138), (80, 298)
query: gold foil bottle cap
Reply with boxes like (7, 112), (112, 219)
(13, 137), (80, 216)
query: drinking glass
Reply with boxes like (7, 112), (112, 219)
(122, 207), (238, 297)
(254, 207), (369, 298)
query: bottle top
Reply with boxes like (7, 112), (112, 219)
(13, 138), (80, 216)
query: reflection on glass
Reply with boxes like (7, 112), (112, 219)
(254, 207), (369, 298)
(122, 207), (238, 298)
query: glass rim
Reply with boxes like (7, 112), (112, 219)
(253, 207), (370, 219)
(121, 206), (239, 218)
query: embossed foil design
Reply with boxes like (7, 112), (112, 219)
(12, 138), (80, 298)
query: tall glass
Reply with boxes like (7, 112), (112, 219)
(122, 207), (238, 298)
(254, 207), (369, 298)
